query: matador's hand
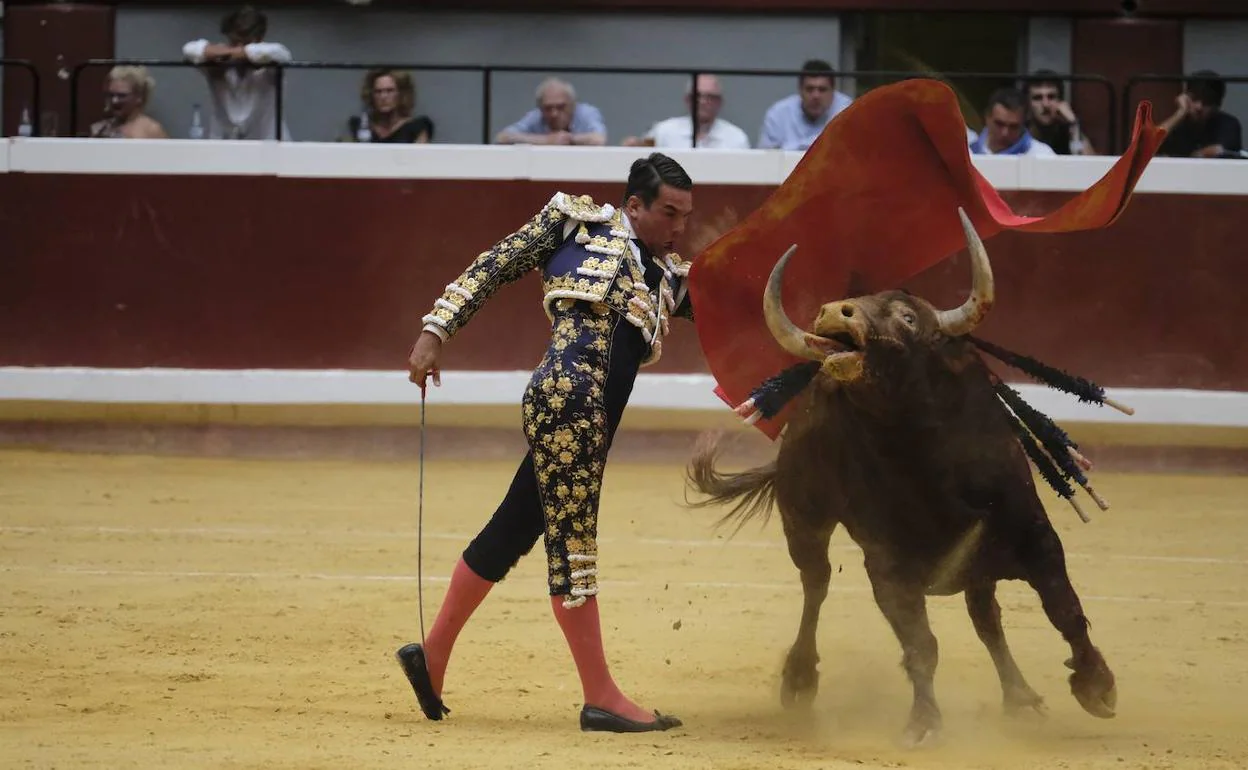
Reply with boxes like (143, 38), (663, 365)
(408, 331), (443, 388)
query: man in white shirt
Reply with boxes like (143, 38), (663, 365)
(182, 6), (292, 140)
(622, 74), (750, 150)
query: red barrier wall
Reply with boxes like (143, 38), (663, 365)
(0, 173), (1242, 390)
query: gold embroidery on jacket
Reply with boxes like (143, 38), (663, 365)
(421, 202), (568, 338)
(422, 192), (688, 365)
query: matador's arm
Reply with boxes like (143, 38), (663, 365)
(421, 193), (612, 341)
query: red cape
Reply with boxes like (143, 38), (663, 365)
(687, 79), (1166, 440)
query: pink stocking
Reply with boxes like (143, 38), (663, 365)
(422, 557), (494, 695)
(550, 595), (655, 723)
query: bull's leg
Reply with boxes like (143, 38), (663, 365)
(964, 582), (1047, 716)
(779, 516), (834, 709)
(1022, 525), (1117, 719)
(866, 560), (941, 748)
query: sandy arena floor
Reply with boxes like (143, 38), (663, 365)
(2, 448), (1247, 769)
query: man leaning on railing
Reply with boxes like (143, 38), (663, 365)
(1157, 70), (1244, 159)
(494, 77), (607, 146)
(182, 5), (292, 141)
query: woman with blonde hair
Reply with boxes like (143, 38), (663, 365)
(351, 69), (434, 143)
(89, 66), (168, 139)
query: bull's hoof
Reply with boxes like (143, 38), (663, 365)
(780, 657), (819, 709)
(779, 671), (819, 709)
(899, 702), (942, 750)
(899, 720), (942, 749)
(1003, 685), (1048, 719)
(1072, 679), (1117, 718)
(1066, 657), (1117, 719)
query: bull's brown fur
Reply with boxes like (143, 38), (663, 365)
(686, 223), (1118, 748)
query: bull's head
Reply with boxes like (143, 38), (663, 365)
(763, 208), (994, 382)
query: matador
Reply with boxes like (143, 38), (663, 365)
(399, 153), (694, 733)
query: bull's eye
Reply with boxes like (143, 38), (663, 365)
(900, 311), (917, 325)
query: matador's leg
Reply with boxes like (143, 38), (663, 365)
(462, 450), (546, 581)
(524, 305), (615, 608)
(525, 302), (681, 730)
(410, 452), (546, 717)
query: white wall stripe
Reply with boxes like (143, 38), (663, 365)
(8, 137), (279, 176)
(2, 367), (1246, 427)
(6, 138), (1248, 194)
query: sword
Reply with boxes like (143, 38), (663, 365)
(395, 368), (450, 719)
(417, 377), (428, 643)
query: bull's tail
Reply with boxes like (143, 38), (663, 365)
(684, 430), (778, 536)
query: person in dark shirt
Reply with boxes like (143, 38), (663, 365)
(349, 68), (435, 144)
(1158, 70), (1242, 158)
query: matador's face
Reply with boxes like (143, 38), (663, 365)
(625, 185), (693, 256)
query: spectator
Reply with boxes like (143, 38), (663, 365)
(350, 69), (434, 144)
(88, 66), (168, 139)
(969, 88), (1056, 156)
(495, 78), (607, 146)
(1158, 70), (1243, 158)
(182, 5), (291, 140)
(1024, 70), (1096, 155)
(622, 74), (750, 150)
(757, 59), (853, 151)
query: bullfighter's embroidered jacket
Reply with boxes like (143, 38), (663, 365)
(420, 192), (692, 366)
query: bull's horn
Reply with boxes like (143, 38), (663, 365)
(934, 208), (995, 337)
(763, 244), (826, 362)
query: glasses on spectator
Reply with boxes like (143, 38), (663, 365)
(107, 91), (132, 101)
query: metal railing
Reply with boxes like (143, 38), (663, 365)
(1, 59), (42, 137)
(67, 58), (1117, 152)
(1122, 73), (1248, 152)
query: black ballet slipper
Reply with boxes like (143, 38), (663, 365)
(395, 643), (450, 721)
(579, 705), (683, 733)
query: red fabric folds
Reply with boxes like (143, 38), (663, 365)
(687, 78), (1166, 440)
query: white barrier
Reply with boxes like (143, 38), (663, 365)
(2, 367), (1246, 428)
(5, 137), (1248, 194)
(3, 139), (1247, 430)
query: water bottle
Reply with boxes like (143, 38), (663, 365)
(355, 111), (371, 143)
(189, 104), (205, 140)
(17, 107), (33, 137)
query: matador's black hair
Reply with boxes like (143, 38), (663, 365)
(624, 152), (693, 207)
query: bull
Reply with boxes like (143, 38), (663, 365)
(686, 209), (1118, 747)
